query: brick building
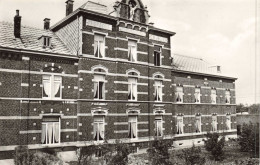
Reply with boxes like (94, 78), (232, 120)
(0, 0), (237, 159)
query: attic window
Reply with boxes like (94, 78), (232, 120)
(42, 36), (51, 47)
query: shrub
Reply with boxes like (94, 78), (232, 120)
(238, 122), (259, 158)
(14, 146), (31, 165)
(204, 132), (225, 161)
(108, 141), (131, 165)
(177, 144), (205, 165)
(147, 139), (173, 165)
(235, 158), (260, 165)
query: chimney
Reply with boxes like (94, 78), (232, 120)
(44, 18), (50, 30)
(14, 10), (21, 38)
(66, 0), (74, 16)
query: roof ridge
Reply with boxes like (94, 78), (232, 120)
(0, 21), (51, 32)
(173, 54), (203, 60)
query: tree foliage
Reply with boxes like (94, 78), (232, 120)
(177, 144), (205, 165)
(147, 139), (173, 165)
(238, 122), (259, 158)
(204, 133), (225, 161)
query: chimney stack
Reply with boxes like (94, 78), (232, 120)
(44, 18), (50, 30)
(66, 0), (74, 16)
(14, 10), (21, 38)
(217, 66), (221, 73)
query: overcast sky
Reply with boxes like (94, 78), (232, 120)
(0, 0), (259, 105)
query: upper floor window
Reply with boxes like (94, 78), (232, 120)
(194, 87), (201, 103)
(225, 90), (231, 104)
(176, 115), (184, 134)
(175, 86), (184, 103)
(94, 34), (105, 58)
(93, 116), (105, 141)
(41, 116), (60, 145)
(93, 74), (105, 100)
(226, 114), (231, 130)
(154, 80), (163, 102)
(212, 115), (217, 132)
(195, 114), (202, 133)
(128, 40), (137, 62)
(154, 45), (162, 66)
(211, 89), (217, 104)
(155, 115), (163, 137)
(128, 115), (137, 139)
(43, 75), (62, 99)
(128, 77), (137, 101)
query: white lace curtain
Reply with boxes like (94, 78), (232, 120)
(94, 34), (105, 58)
(128, 116), (137, 138)
(177, 116), (183, 134)
(128, 40), (137, 62)
(211, 89), (217, 103)
(225, 91), (231, 104)
(226, 115), (231, 130)
(154, 81), (162, 101)
(93, 75), (105, 99)
(93, 116), (105, 141)
(212, 116), (217, 131)
(176, 86), (184, 102)
(128, 78), (137, 100)
(41, 122), (60, 144)
(195, 116), (201, 133)
(195, 88), (201, 103)
(155, 116), (163, 136)
(43, 75), (61, 99)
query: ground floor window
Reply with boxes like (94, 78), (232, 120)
(93, 116), (105, 141)
(195, 115), (202, 133)
(176, 116), (184, 134)
(212, 115), (218, 132)
(155, 115), (163, 137)
(128, 116), (137, 139)
(41, 116), (60, 145)
(226, 114), (231, 130)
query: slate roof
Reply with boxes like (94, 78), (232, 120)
(0, 21), (72, 55)
(79, 1), (109, 15)
(173, 54), (221, 75)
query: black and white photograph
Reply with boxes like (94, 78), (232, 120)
(0, 0), (259, 164)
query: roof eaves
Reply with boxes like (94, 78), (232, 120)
(149, 26), (176, 36)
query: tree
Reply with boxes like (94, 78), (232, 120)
(238, 122), (259, 158)
(147, 139), (173, 165)
(14, 146), (30, 165)
(177, 143), (205, 165)
(236, 103), (247, 113)
(204, 133), (225, 161)
(108, 140), (131, 165)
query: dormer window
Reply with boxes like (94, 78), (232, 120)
(40, 36), (51, 48)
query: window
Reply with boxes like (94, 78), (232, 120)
(212, 115), (217, 132)
(155, 115), (163, 137)
(154, 45), (161, 66)
(226, 115), (231, 130)
(93, 116), (105, 141)
(128, 77), (137, 101)
(211, 89), (217, 104)
(128, 40), (137, 62)
(128, 116), (137, 139)
(41, 116), (60, 145)
(42, 75), (62, 99)
(194, 88), (201, 103)
(175, 86), (184, 103)
(93, 74), (105, 100)
(225, 90), (231, 104)
(195, 115), (202, 133)
(176, 116), (184, 134)
(94, 34), (105, 58)
(154, 80), (163, 102)
(43, 36), (51, 47)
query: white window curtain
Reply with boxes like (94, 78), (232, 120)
(176, 86), (184, 103)
(154, 81), (162, 101)
(212, 116), (217, 132)
(128, 40), (137, 62)
(195, 116), (201, 133)
(41, 117), (60, 145)
(93, 116), (105, 141)
(128, 116), (137, 139)
(177, 116), (184, 134)
(195, 88), (201, 103)
(226, 115), (231, 130)
(93, 75), (105, 99)
(128, 78), (137, 101)
(43, 75), (51, 98)
(225, 91), (231, 104)
(155, 115), (163, 137)
(94, 34), (105, 58)
(211, 89), (217, 104)
(43, 75), (62, 99)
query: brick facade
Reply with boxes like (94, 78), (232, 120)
(0, 0), (237, 159)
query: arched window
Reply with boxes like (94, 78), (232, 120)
(42, 65), (62, 99)
(92, 66), (108, 100)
